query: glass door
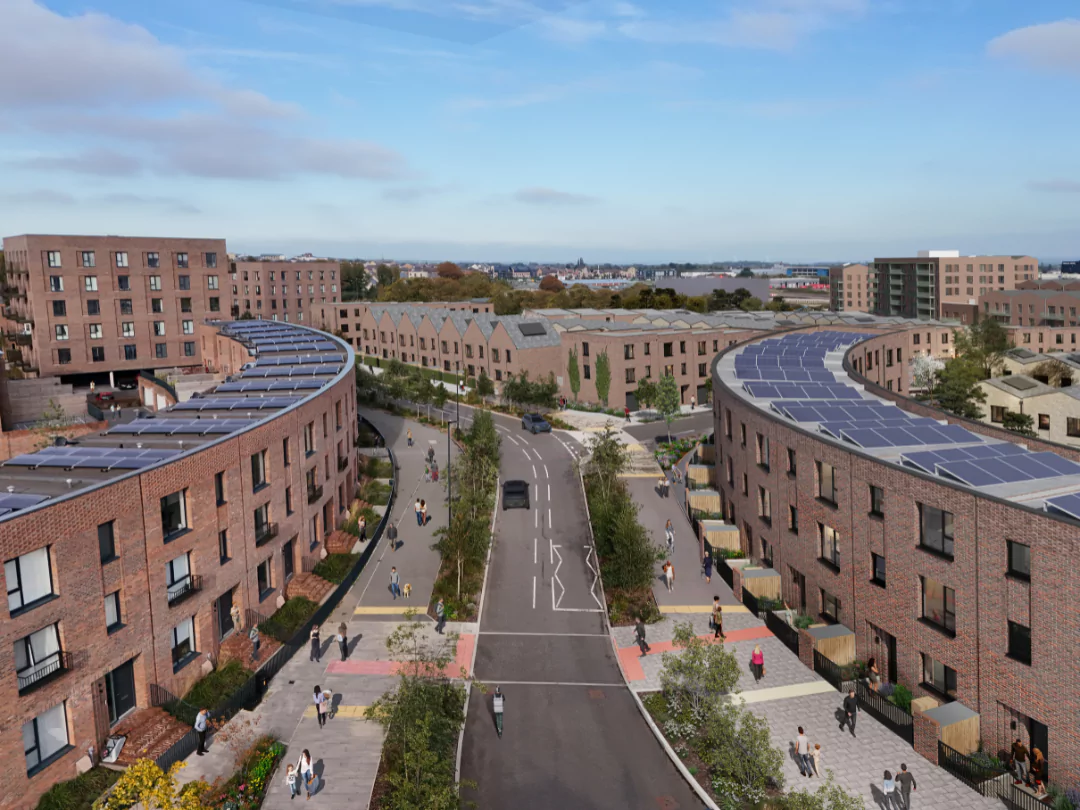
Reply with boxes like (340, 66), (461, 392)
(105, 659), (136, 725)
(217, 589), (234, 640)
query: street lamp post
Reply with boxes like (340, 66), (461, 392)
(447, 419), (457, 535)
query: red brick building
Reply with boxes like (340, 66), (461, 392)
(713, 326), (1080, 787)
(0, 321), (357, 809)
(231, 260), (341, 322)
(1, 235), (232, 380)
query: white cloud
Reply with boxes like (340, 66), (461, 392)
(1027, 179), (1080, 193)
(537, 16), (606, 43)
(514, 187), (598, 205)
(0, 0), (408, 182)
(382, 184), (458, 201)
(988, 19), (1080, 75)
(2, 190), (77, 206)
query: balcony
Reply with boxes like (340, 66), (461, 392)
(307, 485), (324, 504)
(18, 651), (74, 694)
(15, 333), (33, 346)
(254, 522), (279, 547)
(338, 456), (349, 472)
(166, 574), (202, 606)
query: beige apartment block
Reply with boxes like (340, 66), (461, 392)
(828, 264), (873, 312)
(979, 374), (1080, 446)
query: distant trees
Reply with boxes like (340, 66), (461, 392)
(634, 378), (658, 410)
(376, 264), (399, 288)
(953, 318), (1011, 379)
(502, 370), (558, 409)
(340, 260), (370, 300)
(436, 262), (464, 280)
(739, 296), (764, 312)
(539, 274), (565, 292)
(475, 368), (495, 398)
(738, 268), (755, 277)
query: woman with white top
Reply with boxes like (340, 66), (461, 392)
(882, 770), (897, 808)
(313, 684), (327, 728)
(297, 749), (315, 800)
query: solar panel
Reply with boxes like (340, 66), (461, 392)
(1046, 493), (1080, 520)
(0, 493), (49, 509)
(518, 322), (547, 337)
(1002, 377), (1038, 391)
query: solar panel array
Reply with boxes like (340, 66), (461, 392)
(1046, 493), (1080, 520)
(932, 452), (1080, 487)
(772, 400), (905, 423)
(241, 364), (342, 378)
(171, 396), (302, 412)
(3, 446), (180, 470)
(110, 419), (255, 436)
(256, 354), (346, 366)
(901, 444), (1028, 472)
(216, 379), (325, 393)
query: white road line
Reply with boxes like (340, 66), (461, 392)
(479, 631), (612, 637)
(553, 607), (606, 613)
(488, 681), (625, 687)
(548, 507), (552, 528)
(584, 545), (605, 611)
(533, 537), (537, 565)
(532, 576), (536, 609)
(547, 484), (551, 501)
(549, 536), (554, 565)
(535, 484), (538, 502)
(532, 448), (543, 461)
(521, 448), (531, 460)
(543, 464), (549, 478)
(532, 465), (537, 479)
(534, 510), (538, 528)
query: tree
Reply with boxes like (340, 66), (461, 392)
(775, 772), (866, 810)
(594, 348), (611, 406)
(567, 347), (581, 401)
(34, 399), (70, 449)
(738, 267), (755, 277)
(708, 289), (732, 311)
(376, 264), (398, 288)
(539, 274), (565, 292)
(435, 261), (464, 280)
(634, 378), (658, 410)
(655, 374), (681, 436)
(739, 296), (764, 312)
(1032, 358), (1073, 387)
(658, 621), (741, 717)
(729, 287), (752, 308)
(910, 353), (944, 392)
(1002, 410), (1036, 437)
(953, 318), (1011, 379)
(765, 296), (793, 312)
(102, 759), (207, 810)
(475, 367), (495, 398)
(340, 260), (370, 300)
(929, 357), (987, 419)
(701, 702), (784, 806)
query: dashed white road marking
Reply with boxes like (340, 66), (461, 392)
(533, 536), (537, 565)
(543, 464), (549, 478)
(532, 465), (537, 479)
(521, 448), (531, 460)
(532, 576), (536, 609)
(547, 484), (551, 501)
(548, 507), (552, 528)
(532, 448), (543, 461)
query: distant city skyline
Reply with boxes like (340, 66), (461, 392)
(1, 0), (1078, 259)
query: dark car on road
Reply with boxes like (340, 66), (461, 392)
(521, 413), (551, 434)
(502, 480), (530, 510)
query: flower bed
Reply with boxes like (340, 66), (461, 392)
(312, 553), (361, 584)
(207, 736), (286, 810)
(36, 766), (119, 810)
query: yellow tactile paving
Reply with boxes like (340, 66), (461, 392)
(354, 605), (414, 614)
(303, 705), (370, 719)
(659, 604), (751, 614)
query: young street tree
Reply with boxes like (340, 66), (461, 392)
(655, 374), (681, 437)
(594, 348), (611, 406)
(658, 621), (741, 716)
(928, 357), (987, 419)
(634, 378), (658, 410)
(953, 318), (1011, 379)
(567, 346), (581, 401)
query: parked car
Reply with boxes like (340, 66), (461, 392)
(502, 480), (530, 510)
(116, 379), (137, 390)
(521, 413), (551, 434)
(93, 392), (115, 403)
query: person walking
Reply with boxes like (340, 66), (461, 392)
(414, 498), (423, 526)
(285, 763), (299, 800)
(420, 499), (428, 526)
(702, 552), (713, 583)
(297, 749), (315, 800)
(624, 406), (631, 422)
(431, 461), (439, 482)
(337, 622), (348, 661)
(690, 394), (696, 410)
(1030, 748), (1046, 787)
(883, 771), (898, 808)
(424, 463), (431, 482)
(712, 597), (725, 640)
(249, 626), (261, 663)
(634, 616), (651, 656)
(358, 515), (367, 542)
(811, 743), (822, 777)
(230, 603), (243, 633)
(1011, 738), (1029, 784)
(750, 644), (765, 682)
(896, 763), (916, 809)
(866, 656), (880, 692)
(795, 727), (812, 777)
(493, 686), (505, 737)
(840, 688), (858, 736)
(662, 560), (674, 592)
(309, 625), (321, 663)
(194, 708), (209, 756)
(386, 521), (398, 551)
(664, 519), (674, 554)
(657, 474), (666, 499)
(390, 567), (401, 599)
(313, 685), (327, 728)
(407, 429), (413, 447)
(435, 598), (446, 634)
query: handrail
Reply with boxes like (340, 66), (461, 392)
(138, 369), (179, 402)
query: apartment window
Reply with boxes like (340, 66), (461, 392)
(819, 523), (840, 568)
(184, 341), (195, 357)
(758, 486), (771, 523)
(697, 340), (706, 356)
(663, 342), (673, 357)
(105, 591), (122, 631)
(160, 490), (188, 538)
(151, 321), (165, 337)
(47, 251), (62, 268)
(740, 423), (747, 447)
(118, 322), (134, 339)
(787, 448), (796, 475)
(215, 471), (226, 505)
(252, 450), (268, 490)
(285, 486), (294, 515)
(124, 345), (137, 360)
(6, 547), (54, 614)
(182, 320), (194, 334)
(16, 624), (63, 693)
(254, 504), (270, 538)
(98, 521), (116, 563)
(282, 438), (291, 467)
(257, 559), (273, 599)
(149, 275), (161, 291)
(1038, 414), (1050, 431)
(209, 297), (220, 312)
(171, 617), (195, 667)
(49, 275), (63, 292)
(756, 433), (770, 469)
(54, 325), (68, 341)
(81, 250), (96, 268)
(921, 577), (956, 635)
(679, 340), (686, 354)
(180, 298), (192, 313)
(1007, 621), (1031, 665)
(624, 344), (635, 360)
(57, 349), (71, 365)
(304, 422), (315, 455)
(166, 553), (192, 601)
(23, 702), (69, 774)
(205, 252), (218, 268)
(643, 365), (651, 378)
(698, 363), (707, 376)
(644, 343), (651, 356)
(741, 473), (748, 496)
(215, 529), (229, 565)
(84, 276), (98, 292)
(991, 406), (1006, 424)
(87, 324), (102, 340)
(117, 275), (130, 291)
(87, 299), (99, 315)
(115, 251), (128, 268)
(871, 553), (886, 586)
(821, 590), (840, 623)
(120, 299), (132, 315)
(584, 364), (591, 380)
(145, 251), (160, 269)
(625, 368), (636, 384)
(869, 485), (884, 517)
(177, 253), (189, 269)
(92, 347), (105, 362)
(788, 505), (798, 534)
(919, 503), (954, 558)
(921, 654), (957, 698)
(1007, 540), (1030, 580)
(817, 461), (836, 505)
(52, 300), (66, 317)
(178, 275), (191, 291)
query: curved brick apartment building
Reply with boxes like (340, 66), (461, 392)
(712, 326), (1080, 789)
(0, 321), (357, 809)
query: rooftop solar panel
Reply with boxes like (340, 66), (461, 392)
(0, 493), (49, 509)
(1046, 493), (1080, 520)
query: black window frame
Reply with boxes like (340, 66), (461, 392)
(787, 447), (796, 476)
(871, 552), (886, 587)
(817, 460), (837, 505)
(105, 590), (123, 632)
(821, 589), (840, 623)
(1006, 540), (1030, 580)
(218, 529), (230, 565)
(257, 558), (273, 600)
(98, 521), (117, 564)
(92, 346), (105, 362)
(51, 300), (66, 317)
(160, 490), (188, 540)
(918, 503), (954, 559)
(819, 523), (840, 570)
(1007, 620), (1031, 665)
(869, 485), (884, 517)
(921, 653), (957, 699)
(921, 576), (956, 636)
(5, 547), (56, 615)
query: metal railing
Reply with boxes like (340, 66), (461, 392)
(741, 588), (762, 618)
(718, 559), (735, 589)
(764, 610), (800, 656)
(307, 484), (324, 504)
(17, 651), (73, 693)
(813, 650), (848, 692)
(938, 741), (1010, 797)
(254, 522), (279, 547)
(166, 574), (202, 606)
(156, 729), (198, 772)
(855, 682), (913, 745)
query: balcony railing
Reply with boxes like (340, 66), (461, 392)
(18, 651), (74, 693)
(15, 333), (33, 346)
(254, 522), (279, 547)
(307, 485), (324, 504)
(338, 456), (349, 471)
(167, 574), (202, 606)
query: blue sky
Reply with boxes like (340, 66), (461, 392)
(1, 0), (1079, 262)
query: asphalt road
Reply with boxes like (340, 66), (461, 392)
(458, 407), (705, 810)
(624, 410), (714, 444)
